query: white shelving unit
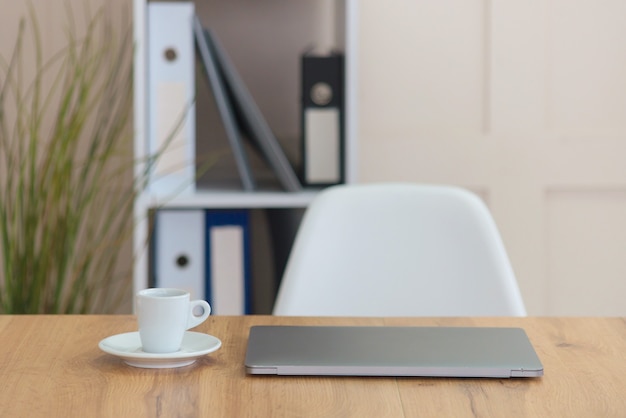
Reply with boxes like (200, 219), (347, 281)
(132, 0), (359, 311)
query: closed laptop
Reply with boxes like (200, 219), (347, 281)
(245, 325), (543, 378)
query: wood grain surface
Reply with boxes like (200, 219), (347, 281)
(0, 315), (624, 417)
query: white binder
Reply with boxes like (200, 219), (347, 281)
(147, 2), (196, 196)
(154, 210), (206, 300)
(154, 209), (252, 314)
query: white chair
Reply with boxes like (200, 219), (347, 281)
(273, 183), (526, 316)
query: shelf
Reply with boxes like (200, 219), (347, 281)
(142, 189), (322, 209)
(133, 0), (358, 312)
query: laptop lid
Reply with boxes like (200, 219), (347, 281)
(245, 326), (543, 378)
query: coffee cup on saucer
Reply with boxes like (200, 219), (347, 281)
(136, 288), (211, 353)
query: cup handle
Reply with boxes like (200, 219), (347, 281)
(187, 300), (211, 329)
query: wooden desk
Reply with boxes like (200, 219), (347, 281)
(0, 316), (624, 417)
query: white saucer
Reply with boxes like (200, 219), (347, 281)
(99, 331), (222, 369)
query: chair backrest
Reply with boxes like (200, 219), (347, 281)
(272, 183), (526, 317)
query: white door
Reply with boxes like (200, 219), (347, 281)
(355, 0), (626, 315)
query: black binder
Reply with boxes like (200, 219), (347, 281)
(301, 51), (344, 187)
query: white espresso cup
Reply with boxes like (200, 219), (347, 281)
(136, 288), (211, 353)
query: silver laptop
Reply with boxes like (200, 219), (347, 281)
(245, 326), (543, 378)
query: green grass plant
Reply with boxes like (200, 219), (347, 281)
(0, 4), (140, 313)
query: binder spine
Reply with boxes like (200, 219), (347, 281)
(301, 52), (345, 187)
(205, 209), (252, 314)
(147, 2), (196, 196)
(153, 209), (206, 300)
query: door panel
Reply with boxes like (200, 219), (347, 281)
(357, 0), (626, 315)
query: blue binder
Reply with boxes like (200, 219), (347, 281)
(205, 209), (252, 314)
